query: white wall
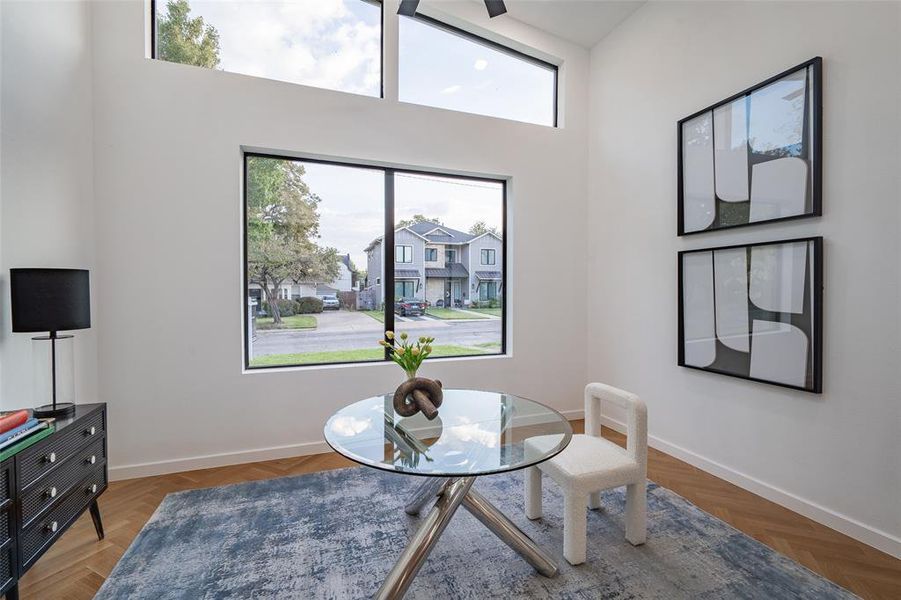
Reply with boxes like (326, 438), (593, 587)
(90, 1), (589, 477)
(0, 0), (98, 408)
(588, 1), (901, 556)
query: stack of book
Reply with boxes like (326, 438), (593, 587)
(0, 410), (55, 461)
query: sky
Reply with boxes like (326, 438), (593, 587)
(162, 0), (554, 126)
(302, 163), (503, 270)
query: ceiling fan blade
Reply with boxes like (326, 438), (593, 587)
(397, 0), (420, 17)
(484, 0), (507, 18)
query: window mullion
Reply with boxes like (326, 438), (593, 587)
(384, 169), (395, 359)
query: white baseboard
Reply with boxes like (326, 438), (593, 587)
(110, 408), (587, 482)
(600, 415), (901, 560)
(109, 440), (332, 481)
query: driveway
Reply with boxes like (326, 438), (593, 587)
(251, 310), (501, 357)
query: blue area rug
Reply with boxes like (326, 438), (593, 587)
(96, 467), (855, 599)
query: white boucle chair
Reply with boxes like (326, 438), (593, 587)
(524, 382), (647, 565)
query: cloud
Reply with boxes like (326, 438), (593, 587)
(473, 58), (488, 71)
(188, 0), (381, 96)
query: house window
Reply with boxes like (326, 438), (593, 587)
(425, 248), (438, 262)
(244, 153), (506, 369)
(399, 14), (557, 126)
(480, 281), (499, 301)
(395, 280), (416, 299)
(481, 249), (496, 265)
(445, 249), (456, 263)
(151, 0), (382, 98)
(396, 245), (413, 263)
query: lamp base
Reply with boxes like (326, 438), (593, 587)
(33, 403), (76, 419)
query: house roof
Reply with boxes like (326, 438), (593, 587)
(475, 271), (502, 280)
(425, 263), (470, 278)
(364, 221), (502, 252)
(395, 269), (421, 279)
(407, 221), (476, 243)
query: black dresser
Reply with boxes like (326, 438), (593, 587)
(0, 403), (107, 600)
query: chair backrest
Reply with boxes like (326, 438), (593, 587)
(584, 382), (647, 468)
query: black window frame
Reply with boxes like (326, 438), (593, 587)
(425, 247), (438, 262)
(399, 13), (559, 127)
(395, 245), (414, 263)
(243, 151), (507, 370)
(150, 0), (385, 99)
(481, 248), (496, 265)
(395, 280), (416, 299)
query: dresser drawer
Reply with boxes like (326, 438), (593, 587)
(22, 466), (106, 569)
(0, 461), (11, 503)
(18, 409), (104, 490)
(0, 508), (10, 546)
(20, 437), (106, 527)
(0, 541), (13, 594)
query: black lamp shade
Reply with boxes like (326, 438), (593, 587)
(10, 268), (91, 333)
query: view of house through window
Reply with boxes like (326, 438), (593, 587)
(245, 156), (505, 368)
(153, 0), (381, 97)
(392, 172), (504, 359)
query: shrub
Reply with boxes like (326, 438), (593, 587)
(296, 296), (324, 314)
(276, 299), (296, 317)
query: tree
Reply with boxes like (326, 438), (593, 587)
(397, 214), (443, 228)
(469, 221), (500, 237)
(246, 157), (339, 323)
(157, 0), (221, 69)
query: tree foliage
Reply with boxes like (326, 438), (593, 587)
(246, 157), (339, 323)
(397, 214), (444, 228)
(468, 221), (500, 237)
(157, 0), (221, 69)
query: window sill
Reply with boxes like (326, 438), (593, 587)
(242, 352), (512, 375)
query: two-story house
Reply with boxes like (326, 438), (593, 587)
(364, 221), (503, 308)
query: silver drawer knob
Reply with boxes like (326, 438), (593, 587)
(45, 452), (56, 464)
(46, 520), (58, 533)
(88, 455), (96, 465)
(46, 486), (57, 499)
(87, 426), (96, 436)
(88, 483), (97, 494)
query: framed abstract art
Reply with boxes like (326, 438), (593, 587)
(678, 57), (822, 235)
(678, 237), (823, 392)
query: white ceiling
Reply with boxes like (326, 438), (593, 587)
(490, 1), (645, 48)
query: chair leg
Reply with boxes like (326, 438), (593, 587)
(524, 466), (542, 520)
(588, 490), (602, 510)
(563, 491), (587, 565)
(625, 480), (646, 545)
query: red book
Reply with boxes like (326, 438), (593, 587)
(0, 410), (29, 435)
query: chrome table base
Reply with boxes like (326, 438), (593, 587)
(376, 477), (559, 600)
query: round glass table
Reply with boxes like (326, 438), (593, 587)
(324, 389), (572, 600)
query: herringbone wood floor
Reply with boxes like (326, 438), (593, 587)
(17, 422), (901, 600)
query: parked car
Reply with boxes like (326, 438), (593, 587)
(319, 295), (340, 310)
(395, 298), (427, 317)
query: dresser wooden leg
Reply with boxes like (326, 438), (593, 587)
(89, 499), (105, 540)
(5, 583), (18, 600)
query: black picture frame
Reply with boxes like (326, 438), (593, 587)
(677, 57), (823, 236)
(678, 236), (823, 393)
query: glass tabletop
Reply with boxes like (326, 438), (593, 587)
(324, 389), (573, 477)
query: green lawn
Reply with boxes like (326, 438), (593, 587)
(362, 310), (385, 323)
(426, 308), (487, 320)
(468, 308), (502, 317)
(255, 315), (317, 330)
(250, 345), (489, 367)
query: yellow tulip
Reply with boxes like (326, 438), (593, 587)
(378, 340), (387, 346)
(419, 337), (427, 344)
(396, 347), (405, 355)
(411, 347), (421, 356)
(385, 331), (395, 339)
(400, 332), (409, 340)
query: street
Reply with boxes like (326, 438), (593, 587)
(250, 310), (502, 357)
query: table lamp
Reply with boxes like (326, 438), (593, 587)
(10, 268), (91, 418)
